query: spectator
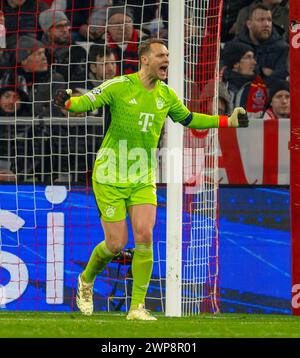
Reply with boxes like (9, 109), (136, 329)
(113, 0), (165, 36)
(0, 73), (31, 117)
(0, 10), (13, 77)
(9, 36), (65, 183)
(16, 35), (65, 117)
(98, 5), (149, 75)
(39, 9), (87, 83)
(0, 73), (31, 183)
(263, 79), (290, 119)
(193, 80), (231, 116)
(87, 44), (117, 121)
(49, 0), (112, 42)
(87, 44), (117, 89)
(234, 0), (289, 39)
(221, 0), (254, 42)
(231, 3), (289, 85)
(3, 0), (49, 48)
(221, 41), (268, 117)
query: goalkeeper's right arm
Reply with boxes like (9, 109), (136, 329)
(53, 89), (72, 108)
(53, 88), (107, 113)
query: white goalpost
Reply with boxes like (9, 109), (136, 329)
(166, 0), (221, 316)
(165, 0), (185, 317)
(0, 0), (221, 315)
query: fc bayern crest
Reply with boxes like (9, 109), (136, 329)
(156, 97), (164, 109)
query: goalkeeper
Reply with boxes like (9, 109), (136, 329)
(54, 38), (248, 321)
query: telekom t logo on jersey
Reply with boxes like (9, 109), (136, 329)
(138, 112), (155, 132)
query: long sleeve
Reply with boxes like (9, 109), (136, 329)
(66, 95), (96, 113)
(66, 80), (115, 112)
(180, 112), (220, 129)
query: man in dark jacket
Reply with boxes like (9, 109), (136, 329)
(3, 0), (49, 48)
(231, 3), (289, 85)
(234, 0), (289, 38)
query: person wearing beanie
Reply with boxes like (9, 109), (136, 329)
(39, 10), (70, 45)
(48, 0), (112, 42)
(17, 36), (47, 72)
(222, 42), (255, 71)
(0, 73), (31, 117)
(97, 4), (149, 75)
(222, 41), (268, 117)
(263, 79), (290, 119)
(16, 35), (65, 117)
(38, 9), (87, 84)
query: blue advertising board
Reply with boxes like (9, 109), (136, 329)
(0, 185), (291, 313)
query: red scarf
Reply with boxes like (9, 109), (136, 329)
(245, 75), (268, 113)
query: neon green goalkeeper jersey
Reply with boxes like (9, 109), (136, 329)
(67, 72), (218, 186)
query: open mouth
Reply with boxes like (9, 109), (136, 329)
(159, 65), (168, 75)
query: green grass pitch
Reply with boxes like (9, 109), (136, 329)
(0, 311), (300, 338)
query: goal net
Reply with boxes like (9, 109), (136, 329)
(0, 0), (222, 315)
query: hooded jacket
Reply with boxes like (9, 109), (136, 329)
(232, 26), (289, 85)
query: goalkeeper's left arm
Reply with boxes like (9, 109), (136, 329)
(180, 107), (249, 129)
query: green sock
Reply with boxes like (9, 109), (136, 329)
(130, 242), (153, 309)
(82, 241), (115, 284)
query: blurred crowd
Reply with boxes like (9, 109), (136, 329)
(0, 0), (291, 182)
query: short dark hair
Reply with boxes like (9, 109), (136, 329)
(138, 38), (167, 61)
(249, 3), (272, 19)
(88, 44), (113, 63)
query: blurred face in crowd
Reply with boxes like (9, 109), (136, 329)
(21, 48), (48, 72)
(7, 0), (26, 8)
(48, 20), (71, 45)
(0, 90), (21, 114)
(141, 43), (169, 81)
(90, 54), (117, 81)
(108, 13), (134, 43)
(271, 90), (290, 118)
(233, 51), (257, 76)
(247, 9), (272, 42)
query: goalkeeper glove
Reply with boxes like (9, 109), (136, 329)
(53, 89), (72, 108)
(219, 107), (249, 128)
(228, 107), (249, 128)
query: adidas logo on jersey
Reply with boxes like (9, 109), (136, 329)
(129, 98), (137, 104)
